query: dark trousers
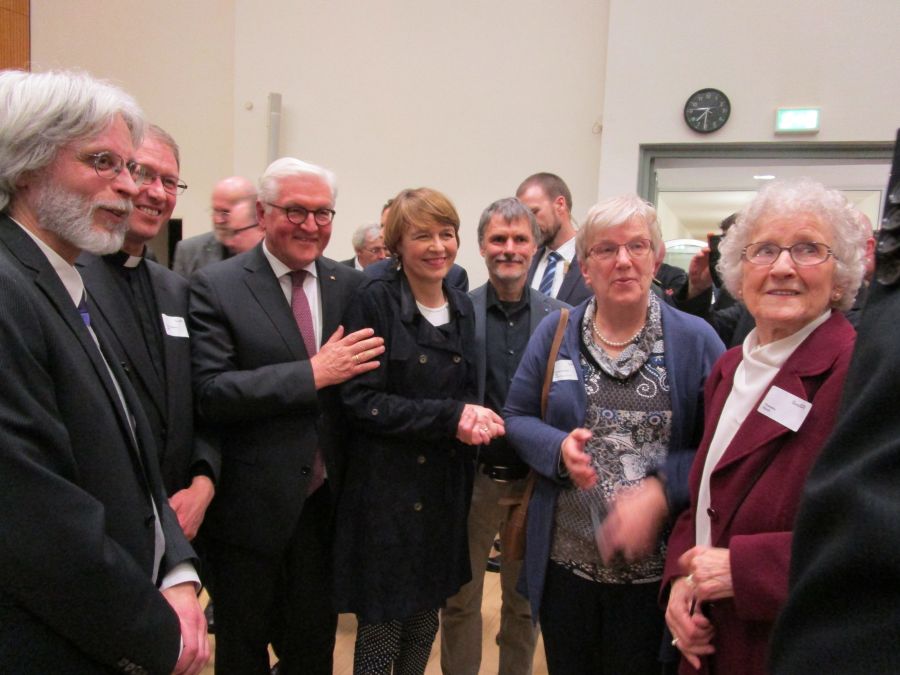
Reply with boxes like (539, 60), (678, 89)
(539, 561), (664, 675)
(209, 484), (337, 675)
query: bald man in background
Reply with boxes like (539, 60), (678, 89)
(173, 175), (255, 277)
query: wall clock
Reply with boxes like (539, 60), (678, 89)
(684, 88), (730, 134)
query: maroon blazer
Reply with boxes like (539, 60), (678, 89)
(662, 312), (856, 675)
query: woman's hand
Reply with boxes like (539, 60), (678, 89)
(560, 428), (596, 489)
(679, 546), (734, 603)
(456, 404), (505, 445)
(665, 576), (715, 670)
(597, 477), (668, 564)
(687, 247), (713, 299)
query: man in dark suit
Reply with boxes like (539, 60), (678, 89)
(78, 124), (218, 539)
(172, 175), (256, 277)
(517, 172), (592, 306)
(441, 197), (569, 675)
(189, 157), (385, 674)
(0, 70), (207, 674)
(769, 135), (900, 675)
(342, 222), (388, 269)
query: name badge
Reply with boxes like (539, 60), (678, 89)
(757, 385), (811, 431)
(162, 314), (189, 338)
(552, 359), (578, 382)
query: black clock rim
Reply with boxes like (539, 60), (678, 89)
(683, 88), (731, 133)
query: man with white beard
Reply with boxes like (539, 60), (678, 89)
(0, 70), (208, 674)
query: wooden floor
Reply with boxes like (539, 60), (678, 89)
(200, 568), (548, 674)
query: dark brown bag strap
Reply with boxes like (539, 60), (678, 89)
(541, 308), (569, 419)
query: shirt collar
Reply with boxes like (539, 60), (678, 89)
(13, 218), (84, 306)
(548, 236), (576, 263)
(262, 240), (317, 279)
(108, 249), (144, 269)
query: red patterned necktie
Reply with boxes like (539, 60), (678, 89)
(290, 270), (325, 495)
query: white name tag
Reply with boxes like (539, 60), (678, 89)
(757, 385), (811, 432)
(552, 359), (578, 382)
(161, 314), (189, 338)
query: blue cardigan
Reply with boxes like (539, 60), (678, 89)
(503, 299), (724, 619)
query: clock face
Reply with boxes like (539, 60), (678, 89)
(684, 88), (731, 134)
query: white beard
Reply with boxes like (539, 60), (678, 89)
(34, 182), (130, 255)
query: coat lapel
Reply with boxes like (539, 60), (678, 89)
(317, 257), (344, 340)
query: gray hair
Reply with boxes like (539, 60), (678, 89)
(575, 194), (663, 260)
(476, 197), (541, 245)
(0, 70), (144, 212)
(352, 223), (382, 251)
(145, 123), (180, 168)
(717, 178), (867, 312)
(258, 157), (337, 207)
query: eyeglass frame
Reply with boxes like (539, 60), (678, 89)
(265, 202), (336, 227)
(741, 241), (836, 267)
(363, 245), (389, 256)
(79, 151), (145, 186)
(586, 238), (654, 261)
(136, 166), (188, 195)
(219, 222), (260, 239)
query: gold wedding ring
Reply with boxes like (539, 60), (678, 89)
(671, 637), (680, 646)
(353, 353), (360, 365)
(686, 574), (695, 588)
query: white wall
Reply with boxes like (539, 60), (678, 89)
(31, 0), (236, 243)
(232, 0), (608, 283)
(598, 0), (900, 198)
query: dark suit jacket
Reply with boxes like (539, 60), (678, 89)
(340, 256), (357, 268)
(172, 231), (227, 278)
(526, 246), (592, 306)
(770, 281), (900, 674)
(469, 283), (570, 405)
(366, 257), (469, 292)
(189, 244), (365, 555)
(77, 253), (220, 495)
(0, 215), (194, 674)
(663, 313), (855, 675)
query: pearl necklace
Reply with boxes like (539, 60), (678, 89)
(591, 319), (645, 348)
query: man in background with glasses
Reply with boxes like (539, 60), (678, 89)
(189, 157), (385, 674)
(0, 70), (207, 674)
(78, 123), (220, 546)
(173, 175), (256, 277)
(343, 222), (388, 270)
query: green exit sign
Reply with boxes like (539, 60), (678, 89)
(776, 108), (820, 133)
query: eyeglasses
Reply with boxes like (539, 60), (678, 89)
(136, 166), (188, 195)
(364, 246), (389, 256)
(587, 238), (653, 261)
(266, 202), (335, 227)
(219, 222), (259, 238)
(742, 241), (836, 266)
(80, 151), (144, 186)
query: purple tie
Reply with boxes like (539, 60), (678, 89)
(290, 270), (325, 495)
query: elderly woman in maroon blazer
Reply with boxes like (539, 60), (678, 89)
(662, 179), (868, 675)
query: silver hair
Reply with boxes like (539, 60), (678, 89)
(575, 194), (663, 260)
(0, 69), (144, 212)
(717, 178), (867, 312)
(145, 123), (180, 168)
(352, 223), (382, 251)
(258, 157), (338, 207)
(476, 197), (541, 246)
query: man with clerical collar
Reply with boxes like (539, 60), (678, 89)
(441, 197), (569, 675)
(78, 123), (219, 541)
(0, 69), (207, 674)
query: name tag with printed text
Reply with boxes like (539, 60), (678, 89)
(758, 385), (811, 431)
(552, 359), (577, 382)
(162, 314), (189, 338)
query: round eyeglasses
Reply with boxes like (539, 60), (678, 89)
(266, 202), (335, 227)
(742, 241), (835, 266)
(587, 238), (653, 261)
(79, 151), (145, 186)
(136, 166), (188, 195)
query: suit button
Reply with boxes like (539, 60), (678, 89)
(301, 466), (311, 476)
(413, 502), (423, 512)
(452, 354), (461, 363)
(707, 507), (718, 520)
(417, 455), (426, 464)
(371, 407), (379, 416)
(418, 354), (428, 364)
